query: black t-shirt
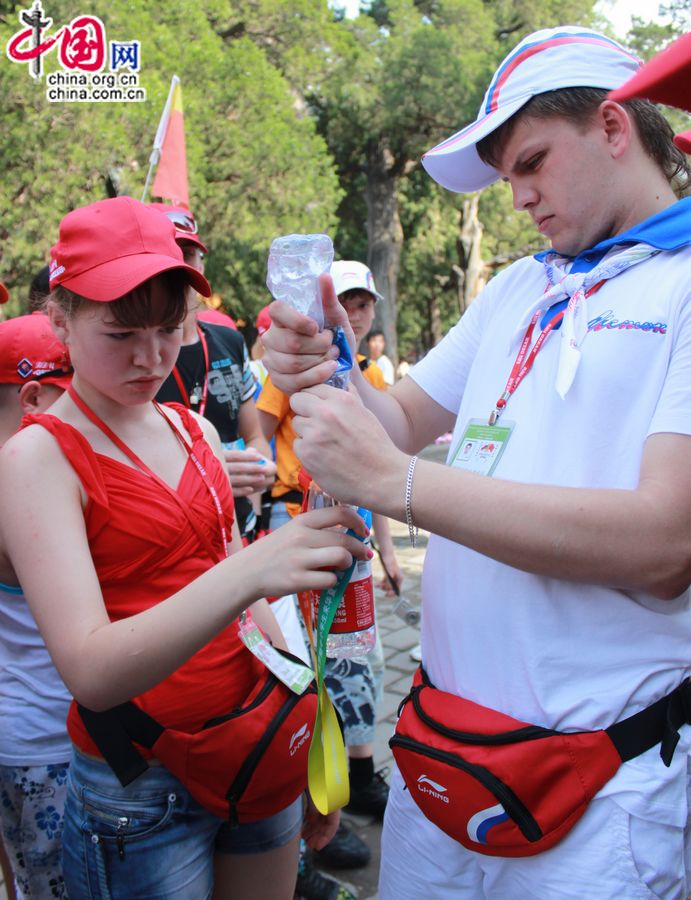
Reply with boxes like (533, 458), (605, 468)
(157, 321), (257, 534)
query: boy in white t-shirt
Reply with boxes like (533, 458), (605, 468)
(261, 26), (691, 900)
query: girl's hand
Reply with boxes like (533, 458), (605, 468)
(242, 505), (371, 600)
(302, 794), (340, 850)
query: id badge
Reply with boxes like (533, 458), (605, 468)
(449, 419), (514, 477)
(238, 615), (314, 694)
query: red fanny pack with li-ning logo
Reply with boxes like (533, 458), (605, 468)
(79, 652), (317, 826)
(389, 667), (690, 858)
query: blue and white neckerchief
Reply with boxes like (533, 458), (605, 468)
(511, 243), (659, 398)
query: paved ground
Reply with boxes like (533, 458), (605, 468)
(0, 442), (448, 900)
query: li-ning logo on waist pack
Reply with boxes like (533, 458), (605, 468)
(289, 723), (311, 757)
(417, 774), (449, 803)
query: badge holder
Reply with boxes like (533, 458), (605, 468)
(449, 419), (515, 476)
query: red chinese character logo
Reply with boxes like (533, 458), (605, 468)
(6, 1), (60, 79)
(6, 4), (106, 78)
(59, 16), (105, 72)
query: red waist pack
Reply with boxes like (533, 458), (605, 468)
(79, 654), (317, 825)
(390, 667), (690, 858)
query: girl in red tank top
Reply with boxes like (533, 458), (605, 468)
(0, 198), (368, 899)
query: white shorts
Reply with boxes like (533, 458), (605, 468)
(380, 766), (690, 899)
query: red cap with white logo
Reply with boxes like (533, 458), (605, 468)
(49, 196), (210, 302)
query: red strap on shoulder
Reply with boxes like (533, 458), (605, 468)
(164, 402), (205, 444)
(21, 412), (110, 507)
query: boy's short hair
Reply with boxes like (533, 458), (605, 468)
(476, 87), (690, 194)
(367, 329), (385, 341)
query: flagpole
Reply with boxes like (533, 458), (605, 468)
(140, 149), (159, 203)
(141, 75), (179, 202)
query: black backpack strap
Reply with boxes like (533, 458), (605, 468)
(77, 702), (166, 787)
(606, 678), (691, 767)
(359, 357), (370, 372)
(276, 490), (303, 506)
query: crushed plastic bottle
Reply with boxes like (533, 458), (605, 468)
(266, 232), (352, 388)
(267, 233), (372, 657)
(266, 234), (334, 330)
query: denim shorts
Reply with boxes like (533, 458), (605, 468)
(62, 749), (303, 899)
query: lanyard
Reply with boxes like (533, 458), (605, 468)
(172, 325), (210, 416)
(67, 384), (229, 560)
(489, 279), (605, 425)
(67, 385), (314, 693)
(296, 478), (354, 814)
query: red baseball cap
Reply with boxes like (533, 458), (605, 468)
(0, 312), (73, 388)
(0, 282), (8, 304)
(147, 202), (209, 254)
(49, 197), (211, 302)
(256, 305), (272, 336)
(674, 129), (691, 154)
(609, 30), (691, 112)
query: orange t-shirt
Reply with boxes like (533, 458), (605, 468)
(257, 356), (386, 516)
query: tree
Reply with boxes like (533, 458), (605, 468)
(313, 0), (499, 362)
(312, 0), (608, 362)
(0, 0), (343, 320)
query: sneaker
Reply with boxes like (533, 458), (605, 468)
(409, 643), (422, 662)
(345, 767), (390, 819)
(295, 859), (357, 900)
(313, 823), (371, 869)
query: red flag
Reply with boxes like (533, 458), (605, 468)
(150, 76), (189, 208)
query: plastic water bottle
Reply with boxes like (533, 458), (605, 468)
(267, 233), (374, 658)
(306, 483), (376, 658)
(266, 233), (351, 388)
(266, 234), (334, 330)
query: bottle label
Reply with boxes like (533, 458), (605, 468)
(325, 556), (374, 633)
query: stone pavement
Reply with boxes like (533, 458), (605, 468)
(0, 442), (448, 900)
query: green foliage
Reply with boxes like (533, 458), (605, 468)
(626, 17), (679, 60)
(0, 0), (342, 320)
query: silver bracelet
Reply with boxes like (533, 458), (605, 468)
(405, 456), (419, 548)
